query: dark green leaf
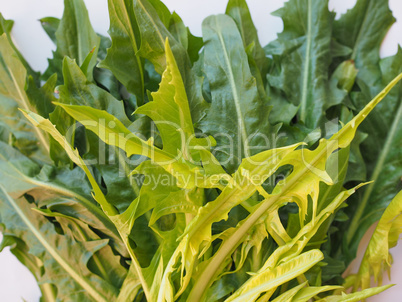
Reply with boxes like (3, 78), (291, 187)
(132, 0), (208, 123)
(26, 74), (57, 119)
(98, 0), (144, 104)
(199, 14), (273, 173)
(333, 0), (395, 87)
(43, 0), (100, 83)
(226, 0), (269, 85)
(266, 0), (334, 129)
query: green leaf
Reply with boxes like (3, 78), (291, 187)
(187, 28), (203, 64)
(48, 60), (139, 215)
(143, 166), (204, 226)
(59, 57), (131, 126)
(199, 14), (273, 173)
(39, 195), (128, 257)
(132, 0), (208, 123)
(49, 56), (131, 165)
(265, 0), (334, 128)
(167, 11), (203, 64)
(94, 34), (122, 98)
(133, 0), (176, 74)
(39, 17), (60, 44)
(44, 0), (100, 82)
(0, 14), (14, 36)
(225, 0), (271, 127)
(225, 0), (269, 85)
(135, 39), (211, 159)
(107, 200), (155, 300)
(98, 0), (144, 103)
(168, 12), (187, 50)
(327, 60), (358, 110)
(333, 0), (395, 87)
(148, 0), (172, 27)
(26, 74), (57, 119)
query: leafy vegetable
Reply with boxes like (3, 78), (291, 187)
(0, 0), (401, 301)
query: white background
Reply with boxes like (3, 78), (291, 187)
(1, 0), (402, 301)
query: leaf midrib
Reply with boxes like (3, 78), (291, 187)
(300, 0), (312, 123)
(119, 0), (144, 93)
(215, 16), (249, 157)
(136, 0), (165, 47)
(71, 0), (84, 65)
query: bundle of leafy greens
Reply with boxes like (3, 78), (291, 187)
(0, 0), (401, 301)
